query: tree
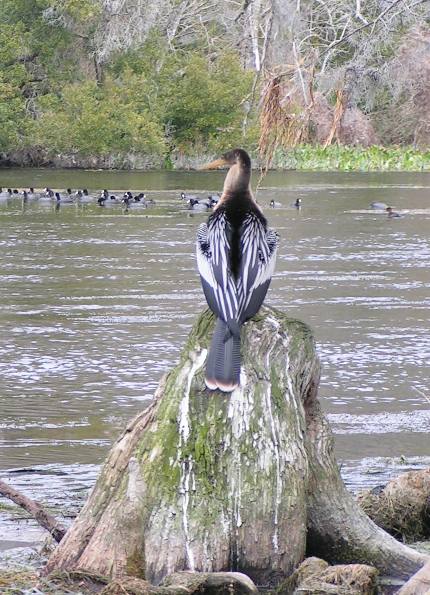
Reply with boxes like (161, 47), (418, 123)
(30, 78), (165, 156)
(159, 51), (255, 151)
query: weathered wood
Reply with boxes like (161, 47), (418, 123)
(305, 397), (427, 578)
(45, 307), (429, 587)
(99, 571), (257, 595)
(161, 571), (258, 594)
(0, 478), (66, 543)
(397, 560), (430, 595)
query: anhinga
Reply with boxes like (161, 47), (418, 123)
(196, 148), (279, 392)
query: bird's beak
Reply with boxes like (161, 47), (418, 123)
(200, 157), (229, 171)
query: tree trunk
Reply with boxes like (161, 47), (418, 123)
(45, 307), (428, 587)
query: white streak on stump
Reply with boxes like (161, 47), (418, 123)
(178, 348), (207, 572)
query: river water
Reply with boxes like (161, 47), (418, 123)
(0, 168), (429, 556)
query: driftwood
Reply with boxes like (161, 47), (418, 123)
(44, 307), (429, 588)
(0, 478), (66, 543)
(398, 559), (430, 595)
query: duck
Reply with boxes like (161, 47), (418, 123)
(97, 190), (110, 206)
(207, 193), (220, 205)
(75, 189), (92, 203)
(188, 197), (213, 211)
(21, 187), (37, 200)
(121, 193), (134, 208)
(197, 148), (279, 392)
(0, 188), (11, 200)
(269, 199), (282, 208)
(130, 193), (148, 208)
(386, 206), (402, 218)
(38, 188), (54, 201)
(180, 191), (201, 201)
(121, 191), (146, 206)
(294, 198), (302, 209)
(130, 192), (148, 207)
(133, 192), (155, 206)
(370, 201), (388, 210)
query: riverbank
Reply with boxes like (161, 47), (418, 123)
(1, 145), (430, 172)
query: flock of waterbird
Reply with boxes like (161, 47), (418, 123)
(0, 186), (401, 216)
(0, 187), (221, 211)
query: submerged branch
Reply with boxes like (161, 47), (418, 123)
(0, 478), (67, 543)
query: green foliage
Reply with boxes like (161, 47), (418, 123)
(30, 78), (166, 156)
(274, 145), (430, 171)
(110, 42), (257, 155)
(0, 0), (78, 152)
(0, 0), (255, 161)
(0, 79), (27, 150)
(109, 30), (168, 79)
(1, 1), (427, 166)
(44, 0), (102, 21)
(0, 22), (32, 150)
(157, 51), (254, 152)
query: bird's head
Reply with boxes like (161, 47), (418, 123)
(201, 148), (252, 198)
(200, 148), (251, 171)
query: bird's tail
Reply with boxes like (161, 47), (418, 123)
(205, 318), (241, 393)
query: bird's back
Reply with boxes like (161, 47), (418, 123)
(210, 191), (267, 280)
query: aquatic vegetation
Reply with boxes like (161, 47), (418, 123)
(272, 145), (430, 172)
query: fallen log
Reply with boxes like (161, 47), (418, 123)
(44, 307), (429, 587)
(0, 478), (66, 543)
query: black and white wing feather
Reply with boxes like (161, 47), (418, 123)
(196, 214), (239, 331)
(237, 213), (278, 322)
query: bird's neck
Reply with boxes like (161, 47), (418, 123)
(216, 162), (258, 212)
(223, 162), (250, 195)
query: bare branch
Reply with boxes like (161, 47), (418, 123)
(0, 479), (67, 543)
(318, 0), (407, 59)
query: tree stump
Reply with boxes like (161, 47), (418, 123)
(45, 307), (428, 587)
